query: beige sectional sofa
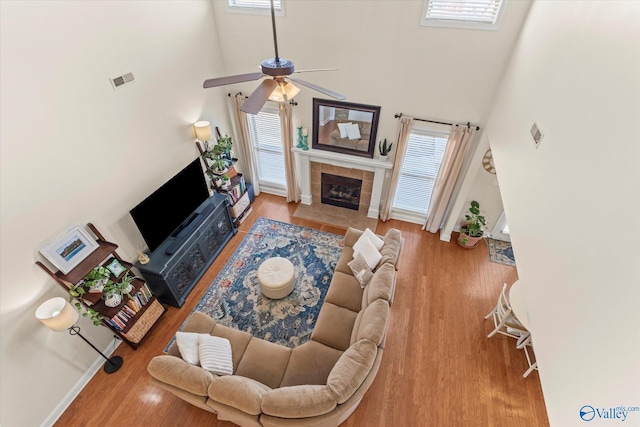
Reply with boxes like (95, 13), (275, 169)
(147, 227), (402, 427)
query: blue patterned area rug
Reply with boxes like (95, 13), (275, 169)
(166, 217), (343, 351)
(487, 238), (516, 267)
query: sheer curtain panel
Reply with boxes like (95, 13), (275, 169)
(380, 116), (413, 222)
(230, 94), (261, 195)
(279, 103), (299, 202)
(423, 125), (477, 232)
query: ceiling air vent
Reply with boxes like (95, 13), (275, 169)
(530, 122), (544, 148)
(110, 72), (135, 90)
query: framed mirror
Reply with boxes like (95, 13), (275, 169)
(312, 98), (381, 158)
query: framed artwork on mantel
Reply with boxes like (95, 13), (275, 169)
(40, 224), (99, 274)
(312, 98), (380, 159)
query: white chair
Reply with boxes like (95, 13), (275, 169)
(485, 283), (529, 342)
(517, 334), (539, 378)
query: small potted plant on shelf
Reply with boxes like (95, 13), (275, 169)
(210, 157), (230, 175)
(379, 138), (393, 159)
(221, 174), (231, 190)
(216, 134), (233, 160)
(457, 200), (487, 249)
(103, 274), (135, 308)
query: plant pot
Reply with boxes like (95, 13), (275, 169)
(123, 283), (134, 294)
(457, 230), (483, 249)
(104, 293), (122, 308)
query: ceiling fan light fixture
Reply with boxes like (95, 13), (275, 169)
(269, 81), (300, 102)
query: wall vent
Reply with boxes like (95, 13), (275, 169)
(110, 72), (135, 90)
(530, 122), (544, 147)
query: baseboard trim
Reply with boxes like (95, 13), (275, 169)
(40, 340), (121, 427)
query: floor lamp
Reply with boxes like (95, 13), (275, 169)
(35, 297), (123, 374)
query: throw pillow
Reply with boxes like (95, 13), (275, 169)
(337, 122), (352, 138)
(353, 235), (382, 271)
(345, 123), (361, 140)
(348, 253), (374, 288)
(198, 335), (234, 376)
(354, 228), (384, 251)
(175, 331), (201, 365)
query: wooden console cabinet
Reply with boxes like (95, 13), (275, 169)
(135, 193), (235, 307)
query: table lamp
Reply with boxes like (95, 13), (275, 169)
(35, 297), (123, 374)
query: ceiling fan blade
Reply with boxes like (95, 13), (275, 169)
(293, 68), (339, 73)
(241, 79), (278, 114)
(288, 77), (346, 100)
(203, 72), (264, 88)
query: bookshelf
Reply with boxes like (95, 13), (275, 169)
(36, 223), (166, 349)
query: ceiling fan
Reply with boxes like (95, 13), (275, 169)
(203, 0), (345, 115)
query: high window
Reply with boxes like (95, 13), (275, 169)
(420, 0), (504, 30)
(227, 0), (284, 15)
(391, 129), (448, 223)
(248, 106), (287, 195)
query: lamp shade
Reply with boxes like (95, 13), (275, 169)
(269, 82), (300, 102)
(194, 121), (212, 141)
(35, 297), (79, 331)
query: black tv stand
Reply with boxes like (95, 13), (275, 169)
(136, 193), (236, 307)
(165, 203), (216, 255)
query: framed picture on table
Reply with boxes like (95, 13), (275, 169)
(40, 224), (99, 274)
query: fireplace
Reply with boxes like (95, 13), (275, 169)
(321, 173), (362, 210)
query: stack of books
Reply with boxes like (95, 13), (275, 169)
(104, 282), (154, 331)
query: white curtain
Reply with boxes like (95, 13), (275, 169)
(279, 102), (299, 202)
(229, 94), (260, 196)
(380, 116), (413, 222)
(424, 125), (477, 232)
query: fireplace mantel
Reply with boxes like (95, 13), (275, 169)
(292, 147), (392, 219)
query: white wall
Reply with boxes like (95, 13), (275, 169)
(486, 2), (640, 426)
(0, 1), (230, 426)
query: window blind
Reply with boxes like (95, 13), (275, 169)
(249, 109), (286, 187)
(424, 0), (502, 24)
(392, 130), (448, 215)
(228, 0), (281, 11)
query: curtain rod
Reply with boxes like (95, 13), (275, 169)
(394, 113), (480, 131)
(227, 92), (297, 106)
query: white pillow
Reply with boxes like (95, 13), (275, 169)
(337, 122), (352, 138)
(198, 335), (234, 376)
(346, 123), (361, 140)
(353, 235), (382, 271)
(348, 253), (374, 288)
(175, 331), (201, 365)
(354, 228), (384, 251)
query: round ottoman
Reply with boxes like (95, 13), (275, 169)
(257, 257), (295, 299)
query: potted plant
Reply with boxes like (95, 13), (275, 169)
(209, 156), (230, 174)
(457, 200), (487, 248)
(378, 138), (393, 159)
(216, 135), (233, 160)
(221, 174), (231, 190)
(102, 273), (135, 308)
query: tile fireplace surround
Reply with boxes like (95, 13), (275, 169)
(292, 147), (393, 219)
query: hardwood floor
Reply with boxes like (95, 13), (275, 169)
(54, 194), (548, 427)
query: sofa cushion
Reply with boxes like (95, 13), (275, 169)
(354, 299), (389, 346)
(366, 262), (395, 305)
(199, 335), (233, 376)
(337, 122), (352, 138)
(167, 311), (217, 357)
(323, 271), (363, 312)
(380, 228), (402, 267)
(262, 385), (337, 418)
(210, 323), (253, 372)
(345, 123), (361, 140)
(327, 339), (377, 404)
(335, 246), (355, 275)
(311, 302), (358, 351)
(280, 340), (344, 387)
(235, 338), (291, 389)
(208, 375), (271, 416)
(348, 253), (374, 288)
(147, 355), (213, 397)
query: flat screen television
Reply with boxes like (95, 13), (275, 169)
(130, 158), (209, 253)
